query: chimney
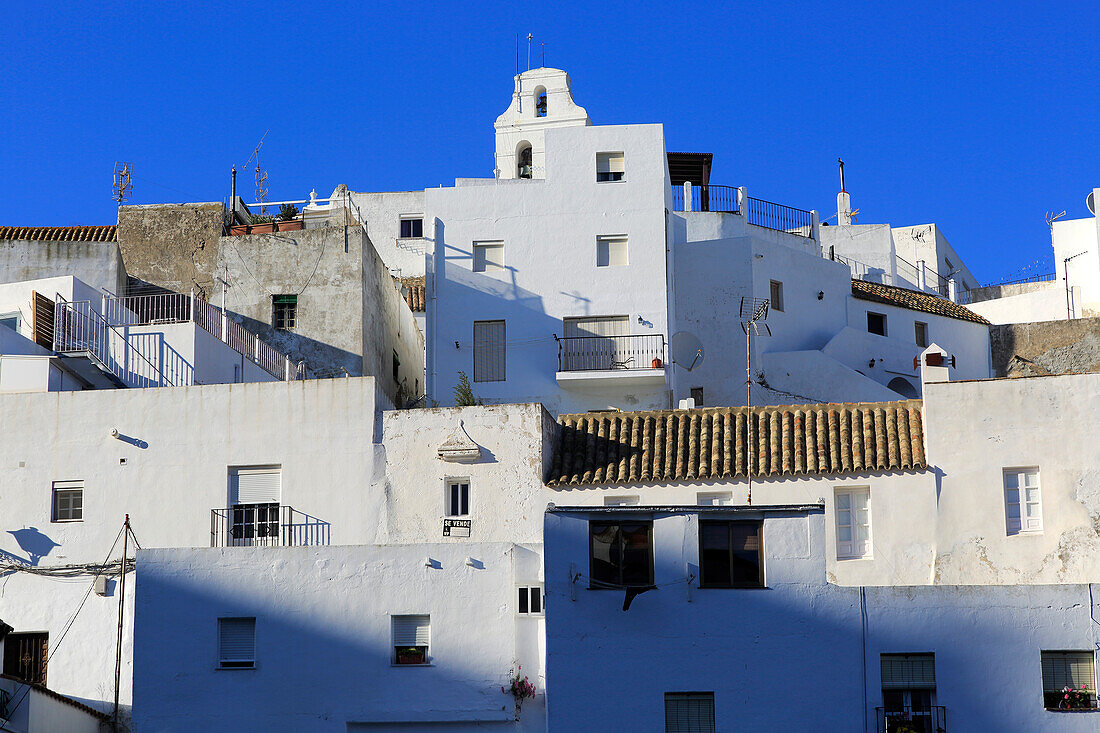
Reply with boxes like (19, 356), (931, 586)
(837, 158), (852, 225)
(916, 343), (954, 387)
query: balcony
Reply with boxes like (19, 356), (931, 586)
(671, 184), (815, 238)
(876, 706), (947, 733)
(554, 334), (666, 389)
(210, 505), (330, 547)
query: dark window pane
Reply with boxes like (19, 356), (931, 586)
(590, 523), (620, 586)
(400, 220), (411, 238)
(460, 485), (468, 515)
(730, 522), (763, 586)
(620, 523), (652, 586)
(700, 522), (732, 587)
(530, 587), (541, 613)
(518, 587), (529, 614)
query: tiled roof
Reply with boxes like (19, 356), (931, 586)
(397, 276), (426, 312)
(851, 279), (989, 325)
(547, 400), (926, 487)
(0, 225), (117, 242)
(0, 674), (112, 721)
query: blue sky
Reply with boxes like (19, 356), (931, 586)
(2, 1), (1097, 283)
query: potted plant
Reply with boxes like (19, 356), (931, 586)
(501, 664), (536, 718)
(1059, 684), (1093, 710)
(395, 646), (426, 665)
(249, 213), (275, 234)
(276, 203), (302, 232)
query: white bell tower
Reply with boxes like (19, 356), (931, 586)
(494, 67), (590, 180)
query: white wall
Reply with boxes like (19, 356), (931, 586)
(133, 544), (546, 733)
(346, 189), (427, 278)
(0, 676), (105, 733)
(1052, 202), (1100, 317)
(968, 283), (1071, 324)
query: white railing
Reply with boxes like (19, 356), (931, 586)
(53, 298), (175, 387)
(100, 292), (305, 381)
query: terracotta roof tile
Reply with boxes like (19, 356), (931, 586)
(547, 399), (925, 487)
(851, 279), (988, 325)
(396, 275), (426, 312)
(0, 225), (117, 242)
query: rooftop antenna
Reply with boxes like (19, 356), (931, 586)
(838, 157), (846, 193)
(112, 162), (133, 204)
(836, 158), (857, 224)
(739, 297), (771, 505)
(243, 130), (269, 215)
(541, 41), (546, 68)
(527, 33), (533, 71)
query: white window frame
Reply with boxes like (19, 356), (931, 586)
(596, 235), (628, 267)
(472, 241), (505, 272)
(217, 617), (256, 669)
(769, 280), (784, 312)
(596, 152), (625, 182)
(51, 480), (84, 522)
(391, 614), (431, 666)
(445, 478), (470, 517)
(517, 585), (544, 616)
(1004, 467), (1042, 535)
(399, 216), (424, 239)
(835, 487), (871, 560)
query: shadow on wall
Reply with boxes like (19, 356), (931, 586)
(128, 331), (194, 386)
(226, 310), (362, 379)
(3, 528), (59, 567)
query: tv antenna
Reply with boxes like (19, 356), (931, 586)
(112, 162), (133, 203)
(243, 130), (269, 214)
(739, 297), (771, 505)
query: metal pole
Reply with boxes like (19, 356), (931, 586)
(1065, 258), (1072, 320)
(746, 327), (752, 505)
(231, 166), (237, 227)
(112, 515), (130, 733)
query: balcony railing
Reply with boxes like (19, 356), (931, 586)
(745, 196), (813, 237)
(555, 334), (666, 372)
(210, 505), (330, 547)
(670, 184), (741, 214)
(876, 706), (947, 733)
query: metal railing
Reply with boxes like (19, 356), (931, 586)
(985, 271), (1057, 287)
(210, 505), (329, 547)
(102, 292), (305, 381)
(555, 334), (666, 372)
(53, 298), (175, 387)
(670, 184), (741, 214)
(876, 706), (946, 733)
(745, 196), (813, 237)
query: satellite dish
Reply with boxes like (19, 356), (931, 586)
(670, 331), (705, 371)
(1088, 191), (1095, 216)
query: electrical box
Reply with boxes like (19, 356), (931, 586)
(94, 575), (109, 596)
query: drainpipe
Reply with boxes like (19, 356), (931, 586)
(916, 260), (926, 291)
(860, 586), (868, 733)
(683, 181), (692, 213)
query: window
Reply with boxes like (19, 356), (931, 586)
(867, 311), (887, 336)
(218, 618), (255, 669)
(562, 316), (630, 370)
(1004, 467), (1042, 535)
(596, 236), (628, 267)
(596, 152), (625, 182)
(392, 350), (400, 383)
(699, 521), (763, 588)
(517, 144), (533, 179)
(228, 467), (281, 546)
(517, 586), (543, 615)
(473, 241), (504, 272)
(51, 481), (83, 522)
(272, 294), (297, 330)
(665, 692), (715, 733)
(3, 632), (48, 684)
(399, 217), (423, 238)
(1041, 651), (1096, 709)
(392, 615), (430, 665)
(589, 521), (653, 588)
(835, 488), (871, 559)
(881, 654), (937, 723)
(914, 321), (928, 348)
(446, 479), (469, 517)
(604, 496), (639, 507)
(690, 387), (704, 406)
(769, 280), (784, 312)
(697, 492), (731, 506)
(473, 320), (506, 382)
(0, 313), (19, 332)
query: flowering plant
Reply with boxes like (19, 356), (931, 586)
(502, 665), (536, 702)
(1061, 684), (1092, 709)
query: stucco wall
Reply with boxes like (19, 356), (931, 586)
(968, 283), (1070, 324)
(0, 238), (126, 296)
(347, 189), (427, 278)
(117, 203), (226, 296)
(990, 317), (1100, 376)
(1052, 199), (1100, 317)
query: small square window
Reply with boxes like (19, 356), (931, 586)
(769, 281), (784, 312)
(835, 488), (871, 559)
(699, 521), (763, 588)
(596, 152), (625, 182)
(517, 586), (543, 615)
(272, 295), (297, 330)
(52, 481), (83, 522)
(604, 496), (639, 507)
(218, 617), (255, 669)
(1041, 651), (1096, 709)
(446, 480), (469, 517)
(665, 692), (715, 732)
(473, 241), (504, 272)
(690, 387), (704, 406)
(867, 312), (887, 336)
(392, 615), (430, 665)
(1004, 467), (1042, 535)
(597, 236), (628, 267)
(914, 321), (928, 348)
(589, 521), (653, 588)
(696, 492), (731, 506)
(399, 218), (423, 238)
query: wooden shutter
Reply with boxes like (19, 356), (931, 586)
(230, 468), (281, 504)
(392, 615), (430, 647)
(473, 320), (505, 382)
(1042, 651), (1095, 692)
(32, 291), (55, 350)
(3, 632), (48, 685)
(664, 692), (715, 733)
(218, 618), (255, 665)
(881, 654), (936, 689)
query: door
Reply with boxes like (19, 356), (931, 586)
(562, 316), (630, 371)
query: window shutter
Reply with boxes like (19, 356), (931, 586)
(664, 692), (715, 733)
(219, 618), (255, 664)
(393, 615), (430, 646)
(231, 468), (281, 504)
(1042, 651), (1095, 691)
(880, 654), (936, 689)
(473, 321), (506, 382)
